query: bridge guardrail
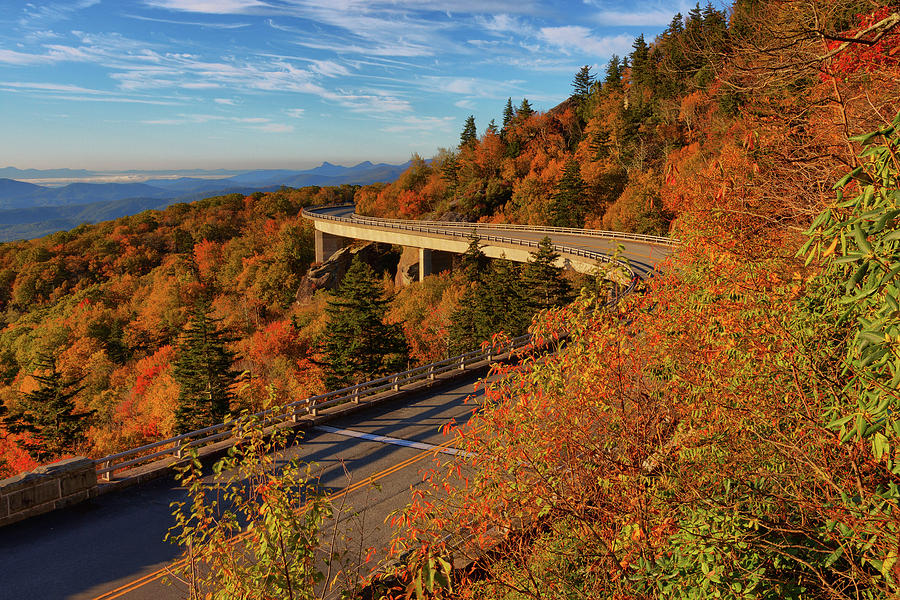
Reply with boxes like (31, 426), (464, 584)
(302, 204), (678, 247)
(301, 205), (641, 275)
(94, 333), (537, 481)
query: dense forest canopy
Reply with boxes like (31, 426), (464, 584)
(0, 186), (355, 472)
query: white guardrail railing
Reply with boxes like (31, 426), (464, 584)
(94, 205), (655, 482)
(303, 204), (678, 248)
(94, 334), (534, 481)
(302, 205), (649, 277)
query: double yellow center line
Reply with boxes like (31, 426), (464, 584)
(91, 434), (461, 600)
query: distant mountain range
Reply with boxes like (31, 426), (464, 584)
(0, 161), (413, 242)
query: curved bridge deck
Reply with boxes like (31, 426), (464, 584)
(302, 204), (675, 279)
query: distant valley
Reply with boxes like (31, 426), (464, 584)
(0, 161), (412, 242)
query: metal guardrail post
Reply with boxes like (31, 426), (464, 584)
(393, 375), (400, 391)
(353, 388), (360, 404)
(175, 444), (185, 459)
(428, 364), (435, 380)
(459, 355), (465, 370)
(102, 461), (112, 482)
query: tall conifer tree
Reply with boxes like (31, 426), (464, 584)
(517, 99), (535, 119)
(459, 115), (477, 149)
(461, 235), (489, 283)
(549, 159), (587, 228)
(323, 256), (408, 390)
(572, 65), (594, 99)
(174, 300), (239, 434)
(604, 55), (623, 89)
(502, 98), (515, 130)
(449, 249), (529, 354)
(483, 259), (529, 336)
(3, 354), (93, 462)
(523, 237), (573, 312)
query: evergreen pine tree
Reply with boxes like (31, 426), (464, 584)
(323, 256), (408, 390)
(523, 237), (573, 312)
(502, 98), (515, 130)
(572, 65), (594, 99)
(448, 283), (484, 355)
(448, 237), (491, 353)
(630, 35), (651, 91)
(686, 2), (704, 32)
(483, 258), (529, 337)
(460, 235), (489, 283)
(449, 258), (529, 354)
(517, 99), (535, 119)
(486, 119), (499, 135)
(604, 55), (623, 90)
(667, 12), (684, 35)
(459, 115), (477, 149)
(3, 354), (93, 462)
(549, 159), (587, 228)
(174, 300), (239, 434)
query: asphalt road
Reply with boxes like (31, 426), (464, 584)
(0, 373), (485, 600)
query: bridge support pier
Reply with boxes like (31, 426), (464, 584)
(315, 230), (351, 263)
(418, 248), (454, 281)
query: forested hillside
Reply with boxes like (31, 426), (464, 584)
(0, 181), (581, 475)
(0, 186), (354, 473)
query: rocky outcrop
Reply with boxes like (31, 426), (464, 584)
(296, 242), (400, 303)
(394, 246), (420, 287)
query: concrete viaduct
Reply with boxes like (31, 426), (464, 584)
(303, 204), (676, 282)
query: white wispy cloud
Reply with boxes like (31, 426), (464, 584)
(539, 27), (634, 57)
(47, 94), (182, 105)
(583, 1), (690, 27)
(381, 115), (455, 134)
(140, 113), (283, 126)
(0, 48), (57, 65)
(254, 123), (294, 133)
(125, 14), (252, 28)
(504, 56), (587, 73)
(142, 0), (268, 14)
(182, 82), (221, 89)
(323, 90), (412, 115)
(0, 81), (105, 93)
(0, 80), (183, 105)
(309, 60), (351, 78)
(214, 98), (238, 105)
(17, 1), (101, 27)
(475, 14), (533, 36)
(24, 30), (63, 42)
(592, 8), (682, 27)
(421, 76), (522, 99)
(454, 99), (475, 109)
(1, 28), (414, 117)
(285, 108), (305, 118)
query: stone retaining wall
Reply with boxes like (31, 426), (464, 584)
(0, 457), (97, 527)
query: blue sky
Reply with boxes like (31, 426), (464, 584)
(1, 0), (688, 170)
